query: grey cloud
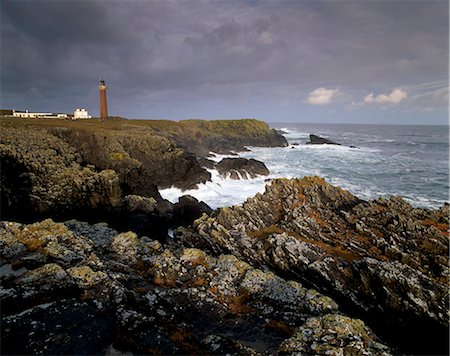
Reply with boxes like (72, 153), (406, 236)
(1, 0), (448, 123)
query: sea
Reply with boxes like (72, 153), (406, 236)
(160, 123), (449, 210)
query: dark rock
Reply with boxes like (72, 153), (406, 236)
(216, 158), (269, 180)
(173, 195), (212, 226)
(1, 298), (113, 355)
(197, 157), (216, 169)
(306, 134), (341, 145)
(0, 127), (122, 222)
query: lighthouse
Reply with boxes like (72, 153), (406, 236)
(99, 79), (108, 121)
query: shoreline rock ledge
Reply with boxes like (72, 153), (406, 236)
(1, 218), (390, 355)
(180, 176), (449, 355)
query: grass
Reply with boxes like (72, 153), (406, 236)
(0, 116), (278, 143)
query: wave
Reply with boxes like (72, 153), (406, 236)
(160, 169), (267, 209)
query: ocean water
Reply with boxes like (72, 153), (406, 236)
(160, 123), (449, 210)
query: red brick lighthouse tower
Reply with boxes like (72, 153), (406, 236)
(99, 79), (108, 121)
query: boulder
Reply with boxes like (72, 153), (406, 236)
(173, 195), (212, 226)
(124, 195), (158, 214)
(306, 134), (341, 145)
(216, 158), (269, 179)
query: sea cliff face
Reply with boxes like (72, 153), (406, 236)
(0, 127), (122, 220)
(0, 117), (286, 228)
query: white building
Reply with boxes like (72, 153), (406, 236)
(12, 110), (66, 119)
(73, 108), (92, 119)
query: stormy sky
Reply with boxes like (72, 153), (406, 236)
(1, 0), (448, 124)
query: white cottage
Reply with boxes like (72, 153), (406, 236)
(73, 108), (92, 119)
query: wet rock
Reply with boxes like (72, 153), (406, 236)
(1, 299), (113, 355)
(306, 134), (341, 145)
(197, 157), (216, 169)
(216, 158), (269, 179)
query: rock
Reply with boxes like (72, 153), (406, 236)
(197, 157), (216, 169)
(173, 195), (212, 227)
(124, 195), (157, 214)
(66, 265), (107, 288)
(109, 231), (140, 261)
(279, 314), (391, 355)
(0, 218), (390, 355)
(306, 134), (341, 145)
(0, 127), (123, 221)
(216, 158), (269, 179)
(176, 119), (288, 155)
(182, 177), (449, 354)
(50, 127), (211, 191)
(1, 299), (113, 355)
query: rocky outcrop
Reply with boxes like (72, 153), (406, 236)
(0, 127), (122, 221)
(306, 134), (341, 145)
(279, 314), (390, 355)
(216, 158), (270, 179)
(1, 117), (287, 192)
(176, 119), (288, 155)
(180, 177), (449, 354)
(0, 127), (211, 238)
(50, 127), (211, 191)
(0, 219), (389, 355)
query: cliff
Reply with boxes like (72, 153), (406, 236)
(0, 117), (286, 235)
(0, 117), (286, 189)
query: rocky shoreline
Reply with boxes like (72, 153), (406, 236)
(0, 118), (285, 236)
(1, 118), (449, 355)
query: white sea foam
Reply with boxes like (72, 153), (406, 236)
(160, 168), (268, 209)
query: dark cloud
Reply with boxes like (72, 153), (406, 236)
(1, 0), (448, 123)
